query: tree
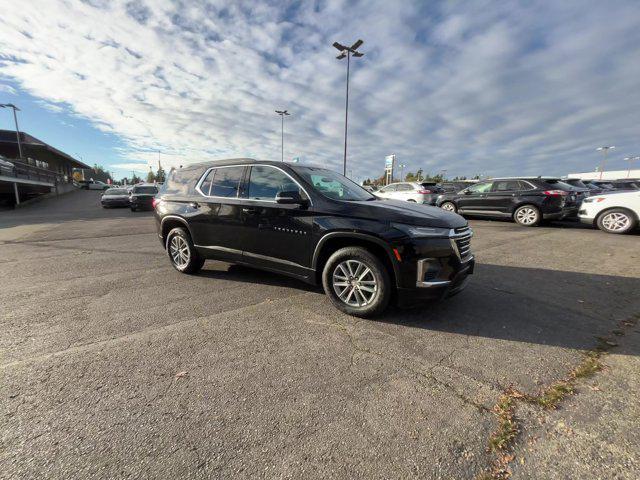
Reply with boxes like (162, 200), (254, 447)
(155, 165), (166, 183)
(146, 168), (156, 183)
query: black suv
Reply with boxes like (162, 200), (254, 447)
(435, 177), (579, 226)
(130, 184), (159, 211)
(154, 159), (474, 317)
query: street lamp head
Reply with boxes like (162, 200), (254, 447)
(0, 103), (20, 110)
(596, 146), (615, 151)
(333, 39), (364, 60)
(275, 110), (290, 116)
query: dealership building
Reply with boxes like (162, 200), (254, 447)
(0, 129), (90, 206)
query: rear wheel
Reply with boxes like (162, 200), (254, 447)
(440, 201), (457, 213)
(322, 247), (391, 318)
(596, 208), (636, 234)
(514, 205), (541, 227)
(166, 227), (205, 274)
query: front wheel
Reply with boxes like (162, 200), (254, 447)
(597, 208), (637, 234)
(166, 227), (205, 274)
(440, 201), (457, 213)
(322, 247), (391, 318)
(514, 205), (541, 227)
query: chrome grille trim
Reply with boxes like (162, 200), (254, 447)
(449, 227), (473, 261)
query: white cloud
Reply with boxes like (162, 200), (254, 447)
(0, 84), (17, 95)
(0, 0), (639, 181)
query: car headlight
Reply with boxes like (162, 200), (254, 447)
(583, 197), (595, 203)
(391, 223), (450, 238)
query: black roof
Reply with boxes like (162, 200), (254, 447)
(0, 129), (90, 169)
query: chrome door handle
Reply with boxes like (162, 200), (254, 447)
(189, 202), (200, 209)
(242, 207), (258, 214)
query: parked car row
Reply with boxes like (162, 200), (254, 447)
(100, 184), (159, 211)
(369, 177), (639, 234)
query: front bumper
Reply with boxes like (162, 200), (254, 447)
(396, 256), (475, 307)
(101, 199), (130, 207)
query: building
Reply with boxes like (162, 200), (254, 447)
(567, 169), (640, 181)
(0, 129), (90, 206)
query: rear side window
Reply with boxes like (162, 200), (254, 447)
(493, 180), (521, 192)
(133, 186), (158, 194)
(164, 166), (208, 196)
(211, 167), (244, 197)
(397, 184), (413, 191)
(247, 166), (299, 200)
(543, 179), (574, 191)
(380, 184), (397, 192)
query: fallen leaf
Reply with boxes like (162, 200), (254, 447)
(175, 371), (188, 378)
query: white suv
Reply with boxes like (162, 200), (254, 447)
(579, 191), (640, 234)
(375, 182), (442, 205)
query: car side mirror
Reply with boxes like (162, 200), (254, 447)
(462, 189), (472, 194)
(276, 191), (308, 206)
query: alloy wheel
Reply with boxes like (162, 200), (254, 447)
(169, 236), (190, 268)
(332, 260), (378, 308)
(602, 212), (630, 232)
(441, 202), (456, 212)
(516, 207), (538, 225)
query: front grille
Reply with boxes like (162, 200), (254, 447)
(451, 227), (472, 260)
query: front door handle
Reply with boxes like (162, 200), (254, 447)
(242, 207), (258, 215)
(189, 202), (200, 209)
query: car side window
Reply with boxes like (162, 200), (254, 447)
(518, 180), (536, 191)
(247, 166), (300, 200)
(199, 169), (215, 195)
(467, 182), (493, 193)
(493, 180), (521, 192)
(380, 185), (396, 192)
(210, 167), (244, 197)
(397, 184), (413, 191)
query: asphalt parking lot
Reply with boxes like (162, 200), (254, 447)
(1, 190), (639, 479)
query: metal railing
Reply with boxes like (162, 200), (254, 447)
(0, 159), (65, 185)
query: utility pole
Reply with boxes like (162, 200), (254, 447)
(333, 39), (364, 176)
(275, 110), (290, 162)
(624, 156), (640, 178)
(0, 103), (24, 160)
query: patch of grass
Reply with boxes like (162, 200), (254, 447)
(488, 395), (518, 452)
(527, 381), (574, 410)
(571, 351), (603, 380)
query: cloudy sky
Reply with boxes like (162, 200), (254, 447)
(1, 0), (639, 181)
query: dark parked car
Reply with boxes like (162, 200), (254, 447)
(130, 184), (159, 211)
(154, 159), (474, 317)
(440, 181), (474, 194)
(101, 188), (130, 208)
(435, 177), (579, 226)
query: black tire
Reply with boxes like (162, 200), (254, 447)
(596, 208), (637, 234)
(440, 201), (457, 213)
(322, 246), (391, 318)
(166, 227), (205, 274)
(513, 204), (541, 227)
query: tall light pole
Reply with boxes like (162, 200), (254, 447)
(624, 156), (640, 178)
(399, 164), (406, 181)
(0, 103), (24, 160)
(275, 110), (290, 162)
(333, 39), (364, 176)
(596, 146), (614, 180)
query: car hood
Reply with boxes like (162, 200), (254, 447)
(348, 198), (467, 229)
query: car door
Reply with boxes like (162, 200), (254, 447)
(240, 165), (313, 278)
(395, 183), (414, 201)
(188, 165), (248, 262)
(456, 181), (494, 211)
(485, 180), (522, 214)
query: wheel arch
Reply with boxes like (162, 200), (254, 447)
(312, 232), (400, 287)
(595, 206), (639, 225)
(160, 215), (193, 249)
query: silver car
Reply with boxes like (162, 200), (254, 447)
(375, 182), (442, 205)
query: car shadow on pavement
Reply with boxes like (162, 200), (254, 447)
(199, 261), (639, 355)
(382, 263), (640, 354)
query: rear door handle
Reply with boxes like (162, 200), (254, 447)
(189, 202), (200, 209)
(242, 207), (258, 214)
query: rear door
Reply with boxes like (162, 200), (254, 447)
(486, 180), (523, 213)
(395, 183), (415, 200)
(240, 165), (313, 277)
(189, 165), (247, 262)
(376, 184), (397, 199)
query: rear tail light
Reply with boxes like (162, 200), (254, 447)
(417, 189), (432, 194)
(152, 198), (159, 208)
(543, 190), (568, 196)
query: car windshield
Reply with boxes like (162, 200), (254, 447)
(133, 186), (158, 194)
(566, 179), (587, 188)
(105, 189), (127, 195)
(293, 167), (375, 201)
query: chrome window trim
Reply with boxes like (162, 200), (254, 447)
(194, 163), (313, 206)
(195, 164), (245, 199)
